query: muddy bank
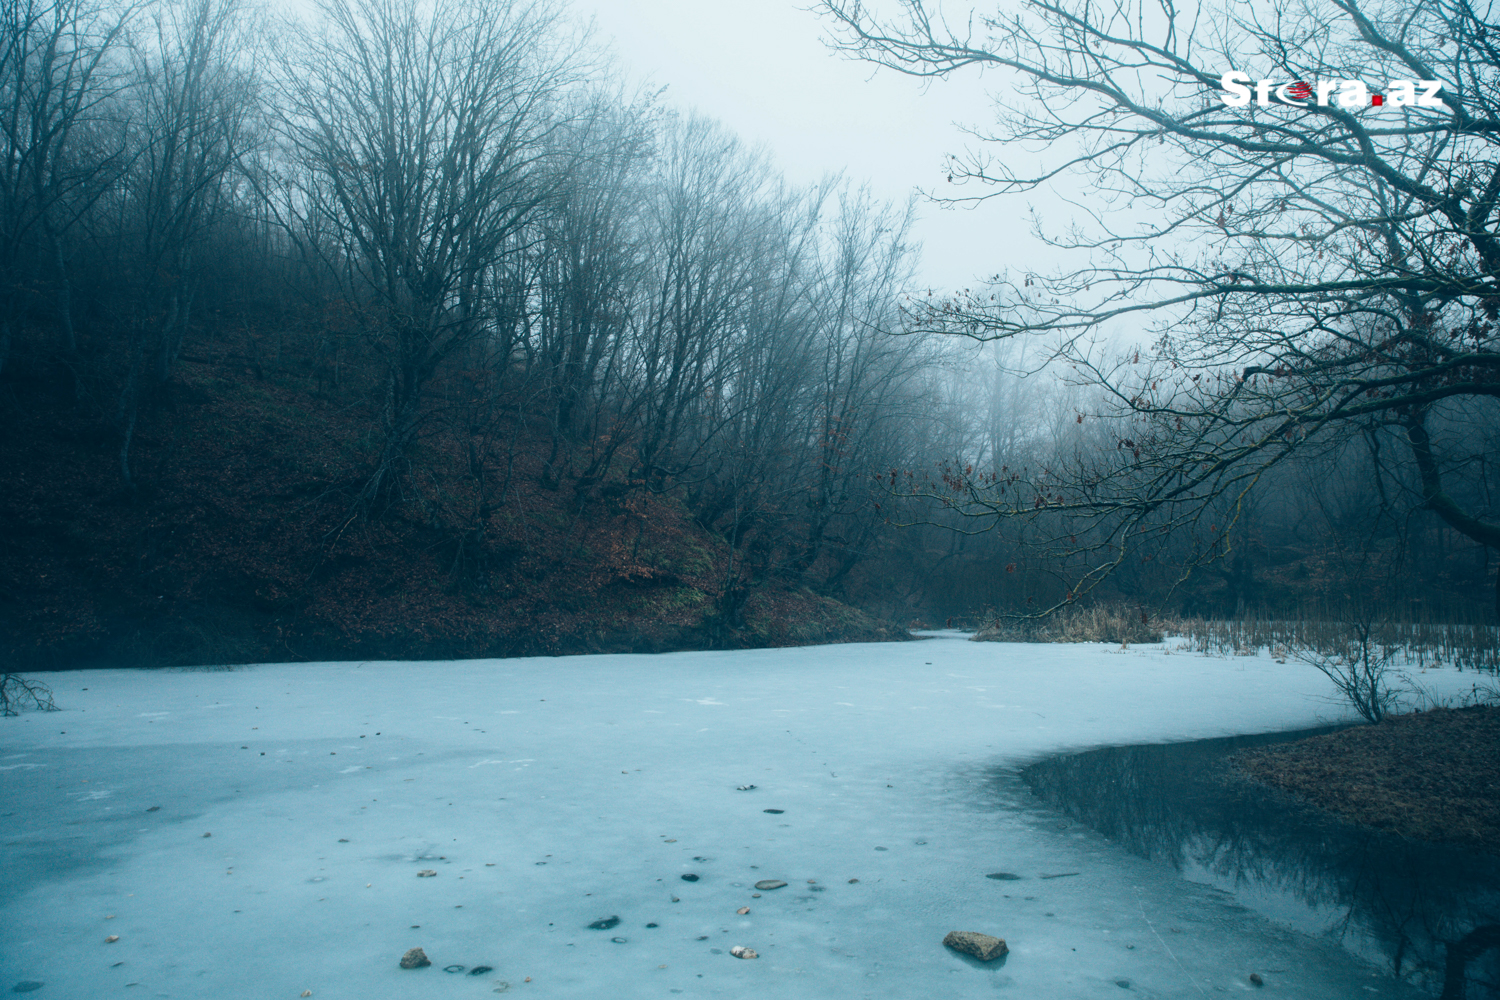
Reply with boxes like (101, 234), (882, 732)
(1235, 704), (1500, 855)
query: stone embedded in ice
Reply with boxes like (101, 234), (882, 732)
(399, 948), (431, 969)
(943, 930), (1008, 962)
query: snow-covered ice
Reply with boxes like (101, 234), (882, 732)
(0, 635), (1481, 998)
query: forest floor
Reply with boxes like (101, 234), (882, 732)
(1235, 703), (1500, 854)
(0, 352), (903, 670)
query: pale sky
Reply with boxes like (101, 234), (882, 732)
(575, 0), (1048, 291)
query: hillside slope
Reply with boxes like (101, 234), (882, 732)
(1, 355), (903, 669)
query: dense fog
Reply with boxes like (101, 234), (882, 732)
(3, 0), (1497, 629)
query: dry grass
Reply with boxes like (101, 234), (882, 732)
(1235, 705), (1500, 852)
(973, 603), (1165, 645)
(1167, 610), (1499, 674)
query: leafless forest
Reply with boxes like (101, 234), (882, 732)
(2, 0), (1497, 667)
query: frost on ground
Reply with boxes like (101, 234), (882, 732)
(0, 635), (1480, 998)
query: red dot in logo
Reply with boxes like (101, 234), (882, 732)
(1372, 94), (1384, 105)
(1288, 81), (1312, 100)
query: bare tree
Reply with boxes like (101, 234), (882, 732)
(115, 0), (259, 486)
(822, 0), (1500, 616)
(0, 0), (132, 371)
(275, 0), (583, 510)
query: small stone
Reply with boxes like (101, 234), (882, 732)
(680, 874), (699, 882)
(753, 880), (787, 890)
(469, 966), (493, 976)
(762, 809), (783, 814)
(848, 878), (859, 883)
(736, 907), (750, 915)
(736, 785), (756, 791)
(751, 893), (761, 898)
(444, 965), (465, 973)
(665, 839), (676, 843)
(400, 947), (431, 969)
(588, 916), (621, 930)
(611, 937), (627, 944)
(729, 945), (758, 959)
(986, 872), (1022, 880)
(874, 846), (887, 851)
(338, 838), (349, 843)
(201, 832), (211, 838)
(105, 935), (119, 943)
(146, 806), (159, 812)
(646, 923), (658, 928)
(942, 931), (1008, 962)
(302, 992), (312, 997)
(1115, 979), (1130, 988)
(670, 897), (679, 903)
(417, 870), (437, 877)
(12, 984), (44, 994)
(1249, 973), (1264, 986)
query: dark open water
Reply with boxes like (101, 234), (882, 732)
(1015, 727), (1500, 998)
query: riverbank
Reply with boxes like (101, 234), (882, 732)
(1234, 704), (1500, 854)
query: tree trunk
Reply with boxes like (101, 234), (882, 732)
(118, 347), (143, 488)
(1405, 411), (1500, 618)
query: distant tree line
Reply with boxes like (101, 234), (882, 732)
(2, 0), (1494, 630)
(821, 0), (1500, 623)
(0, 0), (958, 630)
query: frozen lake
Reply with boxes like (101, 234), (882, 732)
(0, 634), (1481, 998)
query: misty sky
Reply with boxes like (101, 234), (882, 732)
(577, 0), (1045, 291)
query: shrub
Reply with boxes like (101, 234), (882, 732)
(0, 674), (57, 716)
(972, 604), (1163, 645)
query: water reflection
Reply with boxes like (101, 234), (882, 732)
(1018, 728), (1500, 998)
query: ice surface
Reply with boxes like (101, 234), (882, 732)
(0, 635), (1481, 998)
